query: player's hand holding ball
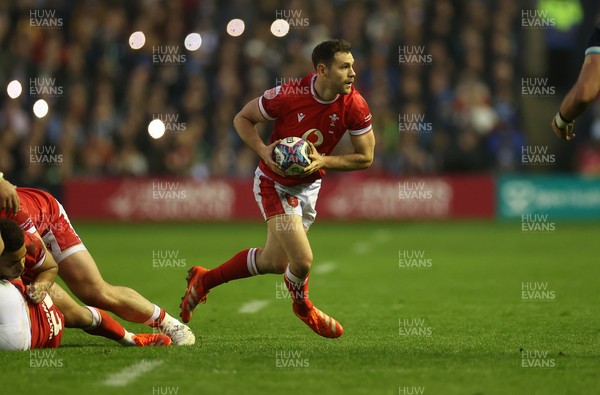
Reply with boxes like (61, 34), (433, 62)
(301, 141), (325, 176)
(552, 112), (575, 141)
(26, 282), (48, 304)
(261, 139), (287, 177)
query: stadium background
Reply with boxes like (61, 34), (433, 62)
(1, 0), (599, 188)
(2, 1), (600, 394)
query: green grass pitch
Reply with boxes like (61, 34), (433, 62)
(3, 221), (599, 395)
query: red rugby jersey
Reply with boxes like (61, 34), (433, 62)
(257, 73), (372, 186)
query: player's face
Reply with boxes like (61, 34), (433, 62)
(326, 52), (356, 95)
(0, 245), (26, 280)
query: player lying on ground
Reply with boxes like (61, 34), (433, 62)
(551, 22), (600, 141)
(0, 219), (171, 349)
(0, 182), (194, 345)
(181, 39), (375, 338)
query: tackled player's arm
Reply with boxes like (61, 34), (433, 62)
(233, 97), (285, 176)
(27, 232), (58, 303)
(552, 53), (600, 141)
(0, 174), (20, 215)
(305, 130), (375, 174)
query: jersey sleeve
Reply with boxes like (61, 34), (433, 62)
(0, 208), (37, 235)
(585, 23), (600, 56)
(25, 233), (46, 272)
(347, 94), (373, 136)
(258, 85), (286, 121)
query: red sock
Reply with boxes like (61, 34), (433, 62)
(284, 267), (314, 316)
(84, 308), (126, 341)
(202, 248), (261, 291)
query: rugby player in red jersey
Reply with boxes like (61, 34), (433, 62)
(0, 182), (195, 345)
(181, 39), (375, 338)
(0, 218), (171, 349)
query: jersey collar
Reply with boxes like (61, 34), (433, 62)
(311, 74), (339, 104)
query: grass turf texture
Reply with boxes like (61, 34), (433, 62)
(3, 221), (599, 395)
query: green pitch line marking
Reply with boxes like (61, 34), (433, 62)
(238, 300), (270, 314)
(102, 359), (164, 387)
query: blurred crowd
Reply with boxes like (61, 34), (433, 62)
(0, 0), (599, 188)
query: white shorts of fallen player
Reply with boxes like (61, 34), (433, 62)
(0, 280), (31, 350)
(253, 167), (321, 229)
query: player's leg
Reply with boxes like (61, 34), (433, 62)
(255, 225), (289, 274)
(267, 214), (343, 338)
(49, 282), (170, 346)
(57, 250), (153, 322)
(56, 251), (191, 345)
(180, 169), (291, 322)
(179, 222), (288, 322)
(45, 199), (194, 345)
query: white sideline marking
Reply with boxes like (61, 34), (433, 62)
(314, 262), (336, 274)
(372, 229), (391, 243)
(353, 242), (370, 254)
(238, 300), (270, 314)
(102, 359), (164, 387)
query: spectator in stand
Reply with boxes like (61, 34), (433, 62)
(0, 0), (546, 183)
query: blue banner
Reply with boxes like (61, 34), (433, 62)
(498, 175), (600, 219)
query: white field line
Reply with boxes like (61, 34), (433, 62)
(313, 262), (336, 274)
(102, 359), (164, 387)
(238, 300), (270, 314)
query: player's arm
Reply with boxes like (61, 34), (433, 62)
(304, 130), (375, 174)
(26, 233), (58, 304)
(0, 174), (20, 215)
(552, 56), (600, 141)
(233, 97), (285, 177)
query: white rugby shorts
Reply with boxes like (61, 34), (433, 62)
(253, 167), (321, 229)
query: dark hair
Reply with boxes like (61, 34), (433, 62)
(311, 39), (352, 70)
(0, 218), (24, 254)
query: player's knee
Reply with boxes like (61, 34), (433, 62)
(272, 259), (288, 274)
(289, 254), (312, 276)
